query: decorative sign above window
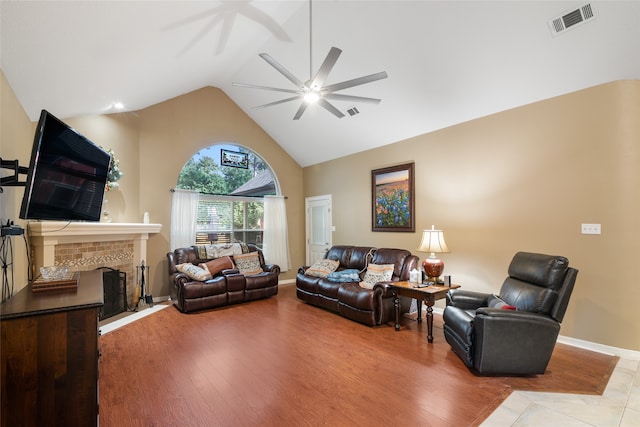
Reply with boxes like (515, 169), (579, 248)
(221, 149), (249, 169)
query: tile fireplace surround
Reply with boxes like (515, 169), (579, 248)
(28, 222), (162, 306)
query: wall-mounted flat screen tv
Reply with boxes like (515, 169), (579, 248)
(19, 110), (111, 222)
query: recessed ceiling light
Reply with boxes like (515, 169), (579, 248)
(111, 102), (125, 110)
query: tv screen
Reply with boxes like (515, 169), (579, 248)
(19, 110), (111, 222)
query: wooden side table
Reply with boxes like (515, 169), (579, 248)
(388, 281), (460, 343)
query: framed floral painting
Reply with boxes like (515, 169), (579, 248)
(371, 162), (415, 232)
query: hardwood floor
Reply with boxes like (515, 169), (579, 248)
(99, 284), (617, 427)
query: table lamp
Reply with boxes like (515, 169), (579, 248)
(416, 225), (450, 283)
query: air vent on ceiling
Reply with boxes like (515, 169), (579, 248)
(347, 107), (360, 117)
(549, 3), (596, 36)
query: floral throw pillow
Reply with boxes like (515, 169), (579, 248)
(176, 263), (212, 281)
(360, 263), (395, 289)
(233, 252), (263, 275)
(305, 259), (340, 278)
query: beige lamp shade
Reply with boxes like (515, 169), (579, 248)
(416, 225), (450, 254)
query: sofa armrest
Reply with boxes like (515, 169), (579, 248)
(374, 282), (395, 298)
(221, 268), (240, 275)
(298, 265), (310, 275)
(169, 272), (190, 285)
(263, 264), (281, 275)
(446, 289), (491, 310)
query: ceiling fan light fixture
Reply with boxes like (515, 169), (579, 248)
(303, 90), (320, 104)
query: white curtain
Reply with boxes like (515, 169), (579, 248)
(170, 189), (199, 250)
(263, 195), (291, 272)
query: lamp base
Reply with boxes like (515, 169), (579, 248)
(422, 255), (444, 283)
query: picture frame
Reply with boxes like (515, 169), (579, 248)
(220, 149), (249, 169)
(372, 162), (415, 232)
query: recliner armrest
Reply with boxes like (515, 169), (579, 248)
(446, 289), (491, 309)
(472, 308), (561, 375)
(475, 307), (558, 323)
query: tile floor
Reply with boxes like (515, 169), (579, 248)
(481, 355), (640, 427)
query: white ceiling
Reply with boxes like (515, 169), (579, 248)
(2, 1), (639, 167)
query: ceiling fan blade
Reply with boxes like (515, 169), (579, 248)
(324, 93), (382, 104)
(318, 98), (345, 119)
(322, 71), (388, 93)
(310, 47), (341, 88)
(259, 53), (306, 90)
(253, 95), (301, 110)
(293, 102), (309, 120)
(232, 82), (301, 95)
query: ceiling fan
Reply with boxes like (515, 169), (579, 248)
(232, 1), (387, 120)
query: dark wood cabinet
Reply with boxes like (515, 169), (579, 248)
(1, 270), (103, 427)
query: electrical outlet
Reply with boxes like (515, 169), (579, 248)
(581, 223), (601, 235)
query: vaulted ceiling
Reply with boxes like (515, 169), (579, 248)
(2, 1), (639, 167)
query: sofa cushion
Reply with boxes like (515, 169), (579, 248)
(176, 263), (212, 281)
(360, 263), (394, 289)
(233, 252), (263, 275)
(306, 259), (340, 278)
(200, 256), (234, 277)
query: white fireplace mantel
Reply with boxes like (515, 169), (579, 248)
(28, 221), (163, 272)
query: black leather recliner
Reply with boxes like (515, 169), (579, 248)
(443, 252), (578, 375)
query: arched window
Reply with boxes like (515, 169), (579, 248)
(176, 144), (277, 248)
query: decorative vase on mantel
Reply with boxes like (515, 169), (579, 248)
(101, 196), (112, 223)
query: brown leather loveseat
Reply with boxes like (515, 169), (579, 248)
(167, 243), (279, 313)
(296, 246), (419, 326)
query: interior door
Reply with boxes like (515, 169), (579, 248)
(305, 195), (332, 265)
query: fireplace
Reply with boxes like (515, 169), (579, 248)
(27, 222), (162, 308)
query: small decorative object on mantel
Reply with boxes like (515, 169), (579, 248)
(32, 266), (78, 292)
(105, 148), (123, 191)
(102, 148), (123, 222)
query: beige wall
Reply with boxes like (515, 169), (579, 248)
(304, 80), (640, 352)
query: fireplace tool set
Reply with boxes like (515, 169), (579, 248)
(133, 260), (153, 310)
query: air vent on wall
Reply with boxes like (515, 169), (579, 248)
(549, 3), (596, 36)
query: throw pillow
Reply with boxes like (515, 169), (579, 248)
(327, 269), (361, 283)
(360, 263), (395, 289)
(305, 259), (340, 278)
(200, 256), (234, 277)
(175, 263), (212, 281)
(233, 252), (263, 275)
(488, 294), (517, 310)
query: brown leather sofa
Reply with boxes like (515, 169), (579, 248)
(296, 246), (419, 326)
(167, 244), (279, 313)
